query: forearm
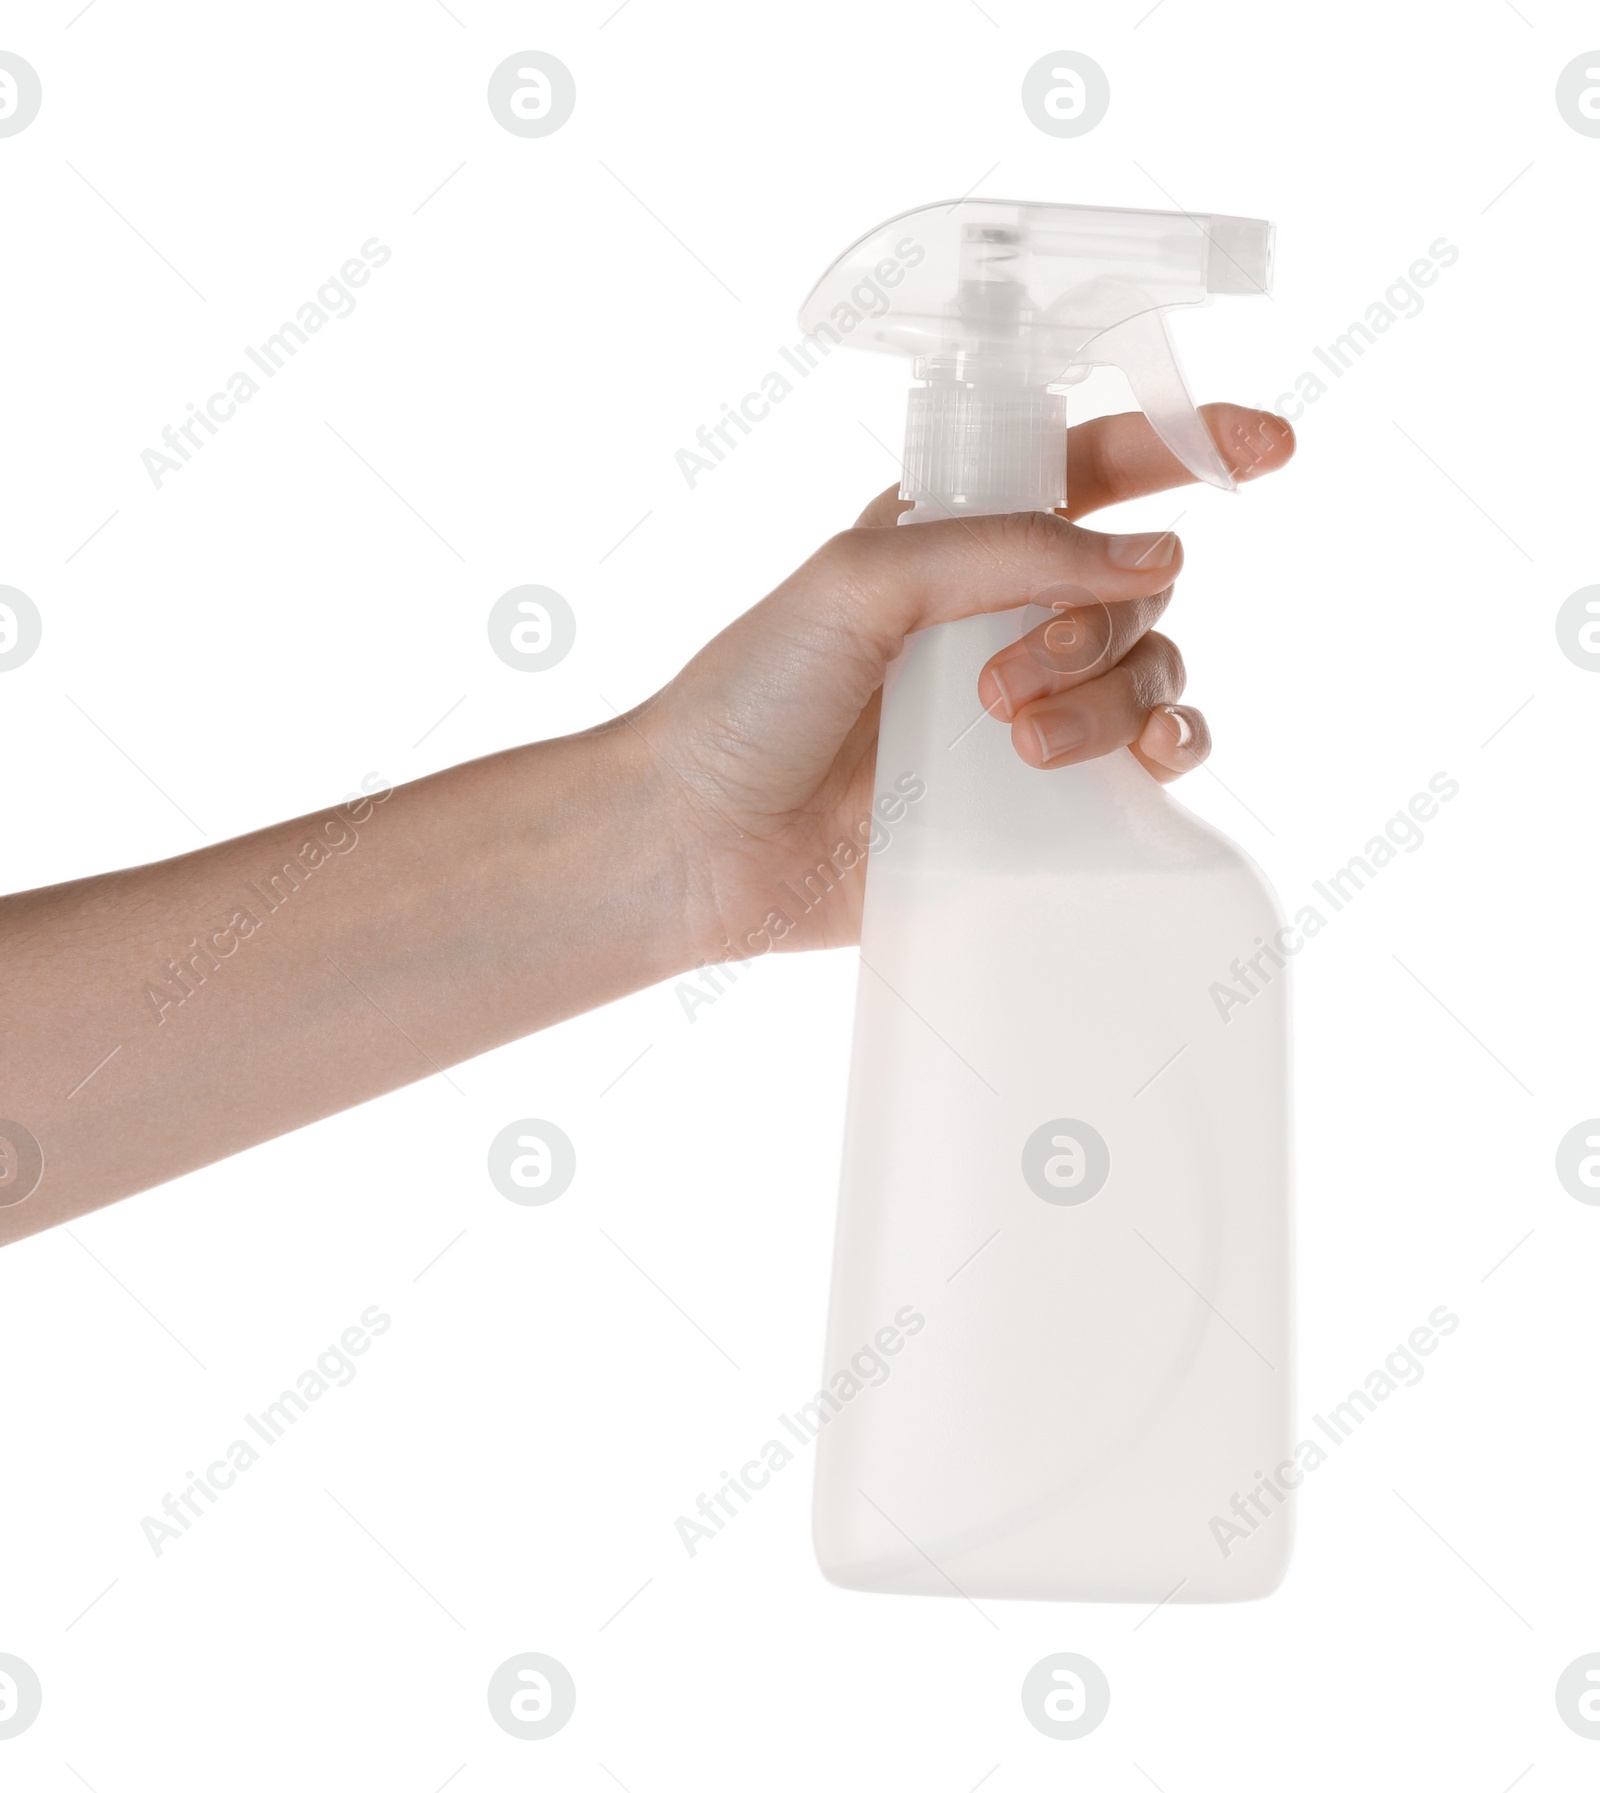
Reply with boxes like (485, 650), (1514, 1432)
(0, 725), (685, 1242)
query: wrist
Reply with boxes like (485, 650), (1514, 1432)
(502, 719), (704, 1004)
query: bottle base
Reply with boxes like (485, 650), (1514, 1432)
(815, 1537), (1293, 1604)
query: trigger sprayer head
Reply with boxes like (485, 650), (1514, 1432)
(800, 198), (1273, 513)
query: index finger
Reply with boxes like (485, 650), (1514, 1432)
(1064, 403), (1295, 519)
(854, 402), (1294, 527)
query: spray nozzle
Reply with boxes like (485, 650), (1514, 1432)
(800, 198), (1273, 510)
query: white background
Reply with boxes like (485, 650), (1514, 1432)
(1, 1), (1597, 1786)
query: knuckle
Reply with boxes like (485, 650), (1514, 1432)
(1109, 591), (1161, 660)
(817, 526), (875, 576)
(814, 526), (893, 608)
(1142, 630), (1187, 698)
(995, 507), (1075, 561)
(810, 526), (911, 653)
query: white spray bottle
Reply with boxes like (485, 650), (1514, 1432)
(803, 200), (1291, 1602)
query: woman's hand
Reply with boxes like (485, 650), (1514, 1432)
(625, 403), (1295, 961)
(0, 402), (1290, 1234)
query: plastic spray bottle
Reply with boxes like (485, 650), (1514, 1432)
(802, 200), (1291, 1602)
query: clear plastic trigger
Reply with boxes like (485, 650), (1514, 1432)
(1084, 305), (1235, 491)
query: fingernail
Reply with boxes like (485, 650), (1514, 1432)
(988, 657), (1032, 720)
(1032, 708), (1088, 762)
(1160, 704), (1194, 749)
(1106, 530), (1177, 570)
(1142, 704), (1199, 769)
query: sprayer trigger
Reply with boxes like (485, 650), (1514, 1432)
(1081, 307), (1234, 491)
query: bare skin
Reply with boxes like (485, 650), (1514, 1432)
(0, 403), (1293, 1244)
